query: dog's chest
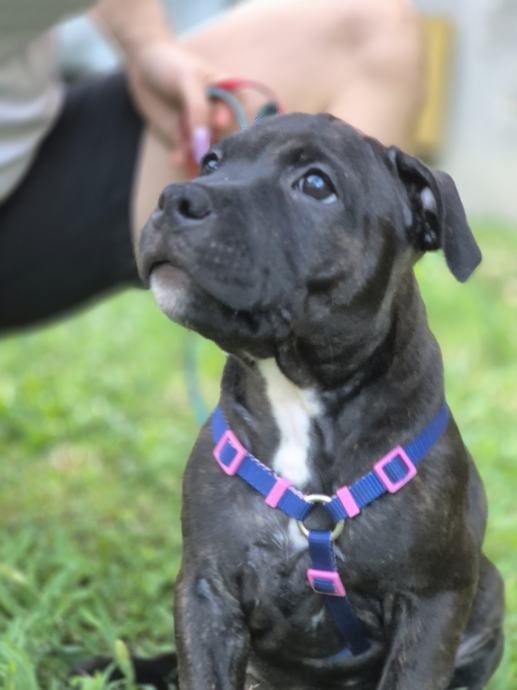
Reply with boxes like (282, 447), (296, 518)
(243, 533), (342, 652)
(258, 359), (321, 490)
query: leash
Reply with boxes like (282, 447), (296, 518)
(185, 78), (283, 178)
(182, 79), (283, 424)
(211, 402), (450, 656)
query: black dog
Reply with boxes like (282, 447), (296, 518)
(137, 113), (504, 690)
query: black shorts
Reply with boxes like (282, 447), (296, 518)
(0, 72), (143, 333)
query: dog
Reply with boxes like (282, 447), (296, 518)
(137, 113), (504, 690)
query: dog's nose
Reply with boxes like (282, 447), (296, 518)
(158, 184), (212, 222)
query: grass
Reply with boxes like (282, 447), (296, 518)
(0, 220), (516, 689)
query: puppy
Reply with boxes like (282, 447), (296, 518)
(139, 114), (504, 690)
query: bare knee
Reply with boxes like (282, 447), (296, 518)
(321, 0), (425, 145)
(327, 0), (424, 86)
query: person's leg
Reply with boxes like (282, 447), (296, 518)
(132, 0), (424, 241)
(0, 73), (142, 332)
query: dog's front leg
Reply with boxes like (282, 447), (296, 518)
(377, 589), (473, 690)
(174, 569), (250, 690)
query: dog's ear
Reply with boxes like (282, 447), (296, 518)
(387, 146), (481, 282)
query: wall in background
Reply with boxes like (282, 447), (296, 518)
(415, 0), (517, 221)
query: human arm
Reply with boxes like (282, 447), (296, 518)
(91, 0), (223, 161)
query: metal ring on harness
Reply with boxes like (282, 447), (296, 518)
(296, 494), (345, 541)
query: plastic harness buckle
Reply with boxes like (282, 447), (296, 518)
(374, 446), (417, 493)
(213, 429), (247, 476)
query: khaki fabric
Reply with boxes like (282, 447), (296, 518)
(0, 1), (93, 201)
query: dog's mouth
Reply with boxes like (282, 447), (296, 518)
(142, 256), (174, 288)
(148, 259), (280, 340)
(146, 259), (167, 280)
(148, 259), (184, 282)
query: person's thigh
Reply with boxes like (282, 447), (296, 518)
(132, 0), (424, 239)
(0, 72), (142, 332)
(188, 0), (423, 139)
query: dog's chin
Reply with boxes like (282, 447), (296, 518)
(149, 262), (287, 359)
(149, 263), (191, 324)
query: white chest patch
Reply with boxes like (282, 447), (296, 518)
(258, 359), (321, 489)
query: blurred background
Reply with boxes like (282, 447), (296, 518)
(0, 1), (515, 688)
(57, 0), (517, 220)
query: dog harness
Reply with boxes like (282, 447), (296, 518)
(211, 402), (450, 656)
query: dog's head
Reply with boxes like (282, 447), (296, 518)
(139, 114), (480, 364)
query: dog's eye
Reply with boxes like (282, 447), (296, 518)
(200, 153), (220, 175)
(295, 170), (337, 203)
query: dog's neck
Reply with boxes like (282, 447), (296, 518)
(221, 273), (444, 491)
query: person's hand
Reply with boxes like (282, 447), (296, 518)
(92, 0), (237, 168)
(126, 38), (230, 167)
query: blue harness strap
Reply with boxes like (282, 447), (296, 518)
(325, 404), (449, 522)
(210, 402), (450, 655)
(211, 405), (312, 520)
(307, 530), (370, 655)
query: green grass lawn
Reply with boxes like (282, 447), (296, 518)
(0, 221), (516, 689)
